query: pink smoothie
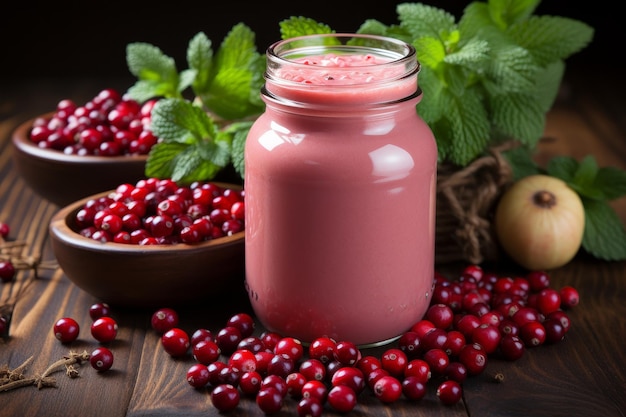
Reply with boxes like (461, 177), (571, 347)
(245, 49), (437, 346)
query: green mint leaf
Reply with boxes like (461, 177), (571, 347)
(357, 20), (414, 44)
(415, 66), (446, 125)
(126, 81), (174, 104)
(490, 91), (545, 148)
(125, 42), (182, 100)
(225, 121), (254, 179)
(147, 97), (236, 183)
(197, 23), (265, 120)
(187, 32), (213, 96)
(508, 16), (594, 67)
(217, 23), (258, 70)
(594, 166), (626, 200)
(487, 0), (540, 27)
(502, 146), (542, 180)
(548, 154), (626, 201)
(151, 98), (218, 143)
(279, 16), (334, 39)
(413, 36), (446, 71)
(581, 198), (626, 261)
(572, 155), (599, 191)
(433, 87), (491, 166)
(145, 142), (187, 180)
(546, 155), (578, 181)
(396, 3), (456, 40)
(484, 45), (538, 93)
(533, 60), (565, 112)
(458, 2), (495, 39)
(178, 69), (197, 93)
(443, 37), (490, 68)
(146, 141), (228, 184)
(547, 155), (601, 199)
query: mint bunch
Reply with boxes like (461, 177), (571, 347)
(124, 24), (265, 181)
(355, 0), (594, 166)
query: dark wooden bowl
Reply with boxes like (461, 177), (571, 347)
(49, 188), (246, 308)
(11, 114), (148, 207)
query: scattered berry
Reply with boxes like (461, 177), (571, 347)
(186, 363), (210, 388)
(89, 302), (112, 320)
(151, 307), (179, 334)
(90, 347), (114, 372)
(0, 261), (16, 283)
(0, 222), (10, 238)
(161, 327), (190, 357)
(53, 317), (80, 343)
(91, 316), (118, 343)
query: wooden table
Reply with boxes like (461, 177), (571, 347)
(1, 65), (625, 417)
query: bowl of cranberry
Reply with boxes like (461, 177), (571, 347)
(48, 178), (246, 307)
(11, 88), (156, 207)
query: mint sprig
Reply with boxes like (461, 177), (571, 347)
(124, 24), (266, 183)
(547, 156), (626, 261)
(355, 0), (594, 166)
(193, 23), (265, 120)
(126, 25), (265, 122)
(146, 98), (232, 183)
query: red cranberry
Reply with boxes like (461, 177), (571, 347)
(498, 334), (525, 361)
(53, 317), (80, 343)
(211, 384), (240, 412)
(402, 376), (428, 400)
(297, 397), (323, 417)
(256, 386), (284, 414)
(437, 380), (463, 405)
(161, 328), (190, 357)
(327, 385), (357, 413)
(309, 336), (336, 364)
(373, 375), (403, 403)
(150, 307), (179, 334)
(239, 371), (263, 396)
(458, 343), (487, 375)
(186, 363), (210, 388)
(380, 348), (408, 378)
(330, 367), (365, 394)
(90, 346), (114, 372)
(559, 285), (580, 309)
(91, 316), (118, 343)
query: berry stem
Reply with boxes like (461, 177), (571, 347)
(39, 350), (91, 385)
(0, 351), (91, 393)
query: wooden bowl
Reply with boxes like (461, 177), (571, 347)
(49, 187), (246, 308)
(11, 114), (148, 207)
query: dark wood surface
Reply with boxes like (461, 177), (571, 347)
(1, 63), (625, 417)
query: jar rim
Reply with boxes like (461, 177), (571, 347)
(266, 33), (419, 76)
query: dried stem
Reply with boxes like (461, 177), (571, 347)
(7, 356), (33, 381)
(39, 351), (90, 382)
(0, 351), (90, 393)
(0, 376), (56, 392)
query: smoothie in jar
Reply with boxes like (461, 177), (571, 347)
(244, 34), (437, 346)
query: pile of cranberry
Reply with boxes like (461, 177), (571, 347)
(148, 264), (579, 415)
(72, 178), (244, 245)
(28, 88), (159, 156)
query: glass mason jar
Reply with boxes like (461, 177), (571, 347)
(244, 33), (437, 346)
